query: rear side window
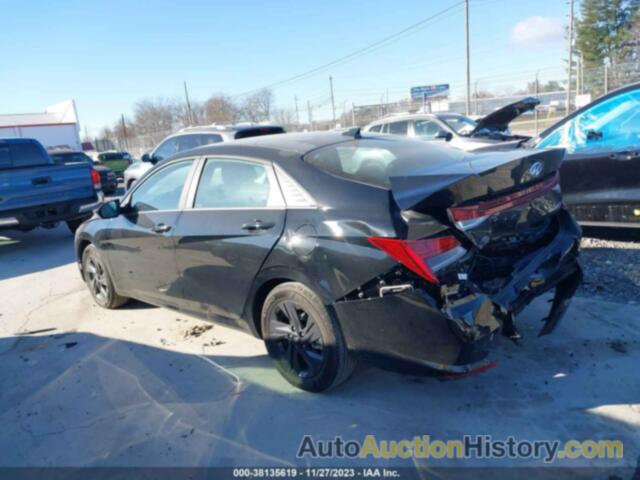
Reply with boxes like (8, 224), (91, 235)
(0, 142), (49, 169)
(388, 121), (408, 135)
(234, 127), (285, 139)
(305, 145), (397, 187)
(194, 158), (277, 208)
(176, 133), (222, 151)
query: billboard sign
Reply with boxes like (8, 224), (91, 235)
(410, 84), (450, 101)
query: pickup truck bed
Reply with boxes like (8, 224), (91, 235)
(0, 139), (101, 232)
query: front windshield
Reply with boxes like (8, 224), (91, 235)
(438, 115), (477, 135)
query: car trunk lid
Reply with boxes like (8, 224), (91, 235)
(389, 148), (565, 248)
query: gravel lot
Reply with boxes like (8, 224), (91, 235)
(580, 229), (640, 304)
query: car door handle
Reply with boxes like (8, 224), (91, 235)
(241, 220), (275, 231)
(152, 223), (172, 233)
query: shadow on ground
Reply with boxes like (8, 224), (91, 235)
(1, 297), (638, 479)
(0, 226), (76, 281)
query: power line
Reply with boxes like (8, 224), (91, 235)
(233, 1), (464, 97)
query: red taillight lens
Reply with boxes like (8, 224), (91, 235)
(368, 235), (463, 284)
(90, 168), (101, 189)
(449, 171), (560, 223)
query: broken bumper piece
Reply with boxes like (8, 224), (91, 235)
(335, 212), (582, 375)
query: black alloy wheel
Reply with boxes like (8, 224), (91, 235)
(262, 282), (354, 392)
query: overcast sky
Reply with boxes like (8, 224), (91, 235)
(2, 0), (569, 135)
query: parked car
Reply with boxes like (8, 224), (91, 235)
(75, 131), (581, 392)
(95, 151), (132, 178)
(527, 83), (640, 229)
(123, 124), (285, 190)
(49, 149), (118, 195)
(0, 138), (102, 234)
(362, 97), (539, 151)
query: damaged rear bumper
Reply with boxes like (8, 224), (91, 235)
(334, 210), (582, 375)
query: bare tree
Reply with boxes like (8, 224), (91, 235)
(239, 88), (274, 122)
(273, 108), (296, 130)
(133, 98), (176, 144)
(203, 94), (238, 124)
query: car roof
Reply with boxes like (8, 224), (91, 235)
(163, 130), (473, 167)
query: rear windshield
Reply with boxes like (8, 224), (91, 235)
(0, 142), (50, 170)
(304, 138), (467, 188)
(234, 127), (285, 140)
(99, 152), (125, 161)
(51, 152), (93, 165)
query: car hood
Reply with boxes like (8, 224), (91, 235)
(468, 97), (540, 135)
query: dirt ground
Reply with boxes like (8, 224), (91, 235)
(1, 225), (639, 478)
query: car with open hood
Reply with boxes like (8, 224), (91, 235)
(75, 131), (582, 392)
(362, 97), (539, 152)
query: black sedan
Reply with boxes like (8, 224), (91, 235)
(75, 132), (582, 392)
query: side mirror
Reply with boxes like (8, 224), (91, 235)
(98, 199), (121, 219)
(141, 153), (152, 163)
(435, 130), (453, 142)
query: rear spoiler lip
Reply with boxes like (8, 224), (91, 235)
(388, 148), (565, 212)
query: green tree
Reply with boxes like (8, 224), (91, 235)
(575, 0), (639, 67)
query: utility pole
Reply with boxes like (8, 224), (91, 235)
(184, 81), (194, 126)
(534, 71), (539, 135)
(351, 103), (356, 127)
(307, 100), (313, 131)
(294, 96), (300, 127)
(604, 62), (609, 94)
(474, 80), (479, 115)
(329, 76), (336, 124)
(120, 114), (129, 150)
(566, 0), (574, 115)
(464, 0), (471, 116)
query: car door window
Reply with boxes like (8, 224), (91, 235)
(388, 121), (408, 135)
(414, 120), (442, 140)
(177, 134), (223, 151)
(369, 125), (382, 133)
(537, 88), (640, 153)
(153, 137), (180, 161)
(193, 158), (281, 208)
(130, 160), (193, 212)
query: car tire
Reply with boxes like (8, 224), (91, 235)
(82, 244), (129, 309)
(261, 282), (355, 392)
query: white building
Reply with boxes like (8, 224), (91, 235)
(0, 99), (82, 150)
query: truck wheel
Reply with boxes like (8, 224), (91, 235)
(66, 219), (85, 234)
(261, 282), (355, 392)
(82, 244), (129, 309)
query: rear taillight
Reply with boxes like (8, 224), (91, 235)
(368, 235), (465, 284)
(448, 171), (560, 229)
(90, 168), (101, 189)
